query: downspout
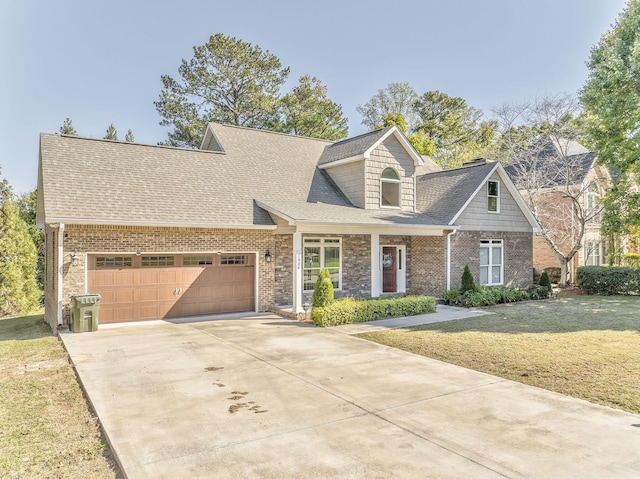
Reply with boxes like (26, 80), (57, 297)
(57, 223), (65, 326)
(446, 229), (458, 291)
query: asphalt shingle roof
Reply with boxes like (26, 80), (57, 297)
(317, 126), (393, 166)
(416, 161), (498, 224)
(257, 199), (445, 227)
(502, 138), (597, 188)
(38, 124), (349, 227)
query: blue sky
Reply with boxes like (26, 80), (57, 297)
(0, 0), (627, 194)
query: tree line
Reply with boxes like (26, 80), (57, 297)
(2, 0), (638, 315)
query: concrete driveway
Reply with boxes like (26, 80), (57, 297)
(61, 313), (640, 478)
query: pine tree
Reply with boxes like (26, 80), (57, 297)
(60, 118), (77, 135)
(125, 129), (135, 142)
(104, 124), (118, 140)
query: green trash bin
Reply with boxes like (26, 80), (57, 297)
(70, 294), (101, 332)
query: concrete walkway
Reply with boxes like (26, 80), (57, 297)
(331, 304), (492, 334)
(61, 311), (640, 478)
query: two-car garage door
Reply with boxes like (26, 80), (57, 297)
(87, 253), (255, 324)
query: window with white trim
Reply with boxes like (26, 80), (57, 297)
(585, 240), (601, 266)
(479, 240), (503, 285)
(303, 238), (341, 291)
(487, 181), (499, 212)
(380, 167), (401, 208)
(586, 182), (601, 224)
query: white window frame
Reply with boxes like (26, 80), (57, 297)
(585, 240), (601, 266)
(303, 238), (342, 291)
(487, 180), (500, 213)
(479, 239), (503, 286)
(380, 167), (401, 209)
(586, 183), (601, 224)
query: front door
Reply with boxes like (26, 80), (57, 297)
(382, 246), (397, 293)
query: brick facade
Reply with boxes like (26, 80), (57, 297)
(450, 231), (533, 289)
(411, 236), (447, 297)
(54, 225), (276, 326)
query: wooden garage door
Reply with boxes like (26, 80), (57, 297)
(87, 254), (255, 323)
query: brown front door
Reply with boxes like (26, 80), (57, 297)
(382, 247), (397, 293)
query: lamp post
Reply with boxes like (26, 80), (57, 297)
(302, 302), (310, 322)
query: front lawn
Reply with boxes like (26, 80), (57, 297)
(357, 295), (640, 414)
(0, 313), (122, 478)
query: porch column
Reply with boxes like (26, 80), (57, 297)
(371, 233), (380, 297)
(292, 232), (303, 313)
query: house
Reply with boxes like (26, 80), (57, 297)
(37, 124), (539, 330)
(503, 138), (612, 282)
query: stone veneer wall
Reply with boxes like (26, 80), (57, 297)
(449, 231), (533, 289)
(410, 236), (447, 297)
(58, 225), (276, 325)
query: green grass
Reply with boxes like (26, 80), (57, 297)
(357, 295), (640, 414)
(0, 312), (122, 478)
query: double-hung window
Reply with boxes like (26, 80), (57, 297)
(479, 240), (503, 285)
(303, 238), (341, 291)
(487, 180), (499, 212)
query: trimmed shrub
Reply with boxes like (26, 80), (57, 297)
(527, 284), (552, 300)
(311, 295), (437, 327)
(312, 268), (334, 307)
(622, 253), (640, 267)
(460, 264), (476, 293)
(576, 266), (640, 295)
(545, 267), (562, 283)
(539, 270), (552, 293)
(443, 285), (541, 307)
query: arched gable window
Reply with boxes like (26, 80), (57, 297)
(380, 167), (401, 208)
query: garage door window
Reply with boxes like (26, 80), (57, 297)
(141, 256), (174, 267)
(221, 255), (247, 265)
(183, 255), (213, 265)
(96, 256), (132, 267)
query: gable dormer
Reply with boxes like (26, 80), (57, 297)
(318, 126), (424, 211)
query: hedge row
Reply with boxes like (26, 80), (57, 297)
(443, 285), (551, 308)
(576, 266), (640, 295)
(311, 295), (436, 327)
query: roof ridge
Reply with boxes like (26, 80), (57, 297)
(209, 122), (335, 144)
(41, 133), (225, 155)
(328, 126), (393, 148)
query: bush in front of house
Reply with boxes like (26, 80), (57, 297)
(544, 267), (562, 283)
(443, 284), (549, 307)
(622, 253), (640, 267)
(311, 295), (436, 327)
(576, 266), (640, 295)
(460, 264), (476, 293)
(538, 270), (552, 293)
(312, 268), (335, 307)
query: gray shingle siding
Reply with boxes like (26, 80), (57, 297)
(454, 171), (532, 232)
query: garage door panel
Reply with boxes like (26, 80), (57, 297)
(115, 289), (135, 303)
(114, 272), (135, 285)
(88, 255), (255, 323)
(90, 271), (116, 287)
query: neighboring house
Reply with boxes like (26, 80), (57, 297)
(37, 124), (539, 330)
(504, 138), (612, 282)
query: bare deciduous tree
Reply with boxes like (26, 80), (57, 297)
(496, 94), (608, 285)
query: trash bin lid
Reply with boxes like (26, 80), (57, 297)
(72, 294), (101, 305)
